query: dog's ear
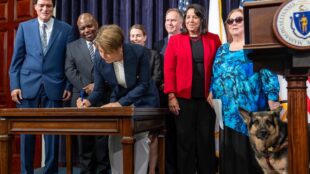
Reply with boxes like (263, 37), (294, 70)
(273, 106), (283, 116)
(239, 107), (251, 125)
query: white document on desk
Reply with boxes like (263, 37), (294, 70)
(212, 99), (223, 130)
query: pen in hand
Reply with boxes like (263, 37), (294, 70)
(80, 89), (85, 107)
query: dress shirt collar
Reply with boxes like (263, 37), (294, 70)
(86, 40), (96, 50)
(38, 17), (54, 30)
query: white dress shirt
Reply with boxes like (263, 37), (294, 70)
(38, 18), (54, 45)
(113, 60), (127, 88)
(86, 40), (96, 52)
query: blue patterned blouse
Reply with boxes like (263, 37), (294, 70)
(211, 43), (279, 135)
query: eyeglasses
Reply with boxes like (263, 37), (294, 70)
(226, 17), (243, 25)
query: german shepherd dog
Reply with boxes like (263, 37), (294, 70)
(239, 107), (288, 174)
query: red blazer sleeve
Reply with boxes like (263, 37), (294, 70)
(203, 33), (221, 98)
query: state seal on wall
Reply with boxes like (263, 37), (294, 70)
(273, 0), (310, 50)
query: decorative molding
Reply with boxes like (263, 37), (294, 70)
(15, 0), (33, 20)
(0, 2), (8, 21)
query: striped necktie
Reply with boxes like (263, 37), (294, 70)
(41, 23), (47, 54)
(88, 42), (95, 62)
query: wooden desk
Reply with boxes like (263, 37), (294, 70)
(0, 107), (168, 174)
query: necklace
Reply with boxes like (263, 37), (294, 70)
(190, 35), (201, 42)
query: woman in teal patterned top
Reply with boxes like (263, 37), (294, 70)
(209, 9), (280, 174)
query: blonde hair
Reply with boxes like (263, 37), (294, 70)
(166, 8), (183, 20)
(95, 24), (124, 53)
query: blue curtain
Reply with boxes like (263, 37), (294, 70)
(55, 0), (240, 48)
(222, 0), (241, 21)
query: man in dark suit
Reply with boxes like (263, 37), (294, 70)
(152, 8), (183, 174)
(9, 0), (74, 173)
(65, 13), (110, 174)
(153, 8), (183, 56)
(77, 24), (159, 174)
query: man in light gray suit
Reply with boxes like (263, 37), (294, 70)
(65, 13), (110, 174)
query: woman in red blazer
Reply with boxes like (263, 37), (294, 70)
(164, 4), (221, 174)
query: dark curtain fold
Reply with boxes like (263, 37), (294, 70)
(55, 0), (240, 48)
(222, 0), (241, 21)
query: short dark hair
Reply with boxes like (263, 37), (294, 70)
(77, 13), (99, 29)
(34, 0), (55, 7)
(182, 4), (208, 35)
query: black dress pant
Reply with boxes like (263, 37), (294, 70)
(160, 90), (177, 174)
(78, 135), (110, 174)
(219, 126), (263, 174)
(165, 113), (177, 174)
(175, 98), (216, 174)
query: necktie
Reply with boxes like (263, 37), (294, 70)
(41, 23), (47, 54)
(88, 42), (95, 62)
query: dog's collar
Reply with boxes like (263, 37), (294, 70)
(266, 121), (288, 155)
(267, 137), (288, 154)
(262, 137), (288, 171)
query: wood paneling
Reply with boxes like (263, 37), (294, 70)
(0, 31), (7, 108)
(0, 1), (37, 173)
(0, 0), (35, 108)
(0, 2), (8, 21)
(15, 0), (34, 20)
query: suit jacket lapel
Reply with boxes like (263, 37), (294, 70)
(160, 37), (168, 55)
(32, 19), (44, 54)
(78, 38), (93, 66)
(104, 62), (117, 86)
(123, 45), (135, 88)
(45, 19), (60, 54)
(202, 34), (212, 67)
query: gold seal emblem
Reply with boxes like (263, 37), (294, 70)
(273, 0), (310, 50)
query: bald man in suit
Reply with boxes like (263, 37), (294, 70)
(65, 13), (110, 174)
